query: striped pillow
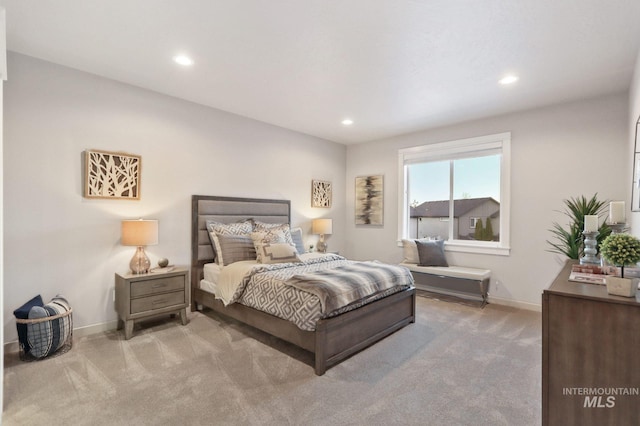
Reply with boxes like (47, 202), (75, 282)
(27, 296), (72, 358)
(206, 220), (253, 265)
(213, 234), (256, 266)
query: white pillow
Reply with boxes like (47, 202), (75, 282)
(253, 222), (294, 241)
(251, 229), (290, 263)
(256, 243), (302, 264)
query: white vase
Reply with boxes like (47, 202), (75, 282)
(605, 276), (639, 298)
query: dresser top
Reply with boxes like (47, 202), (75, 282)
(546, 260), (640, 306)
(116, 266), (188, 280)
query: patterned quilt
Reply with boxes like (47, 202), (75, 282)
(229, 255), (414, 331)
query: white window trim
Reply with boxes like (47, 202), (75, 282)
(397, 132), (511, 256)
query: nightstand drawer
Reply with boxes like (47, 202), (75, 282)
(130, 275), (185, 297)
(131, 291), (185, 314)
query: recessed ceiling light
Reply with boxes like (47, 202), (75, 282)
(173, 55), (194, 66)
(499, 75), (519, 85)
(341, 119), (354, 126)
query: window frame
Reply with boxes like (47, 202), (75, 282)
(397, 132), (511, 256)
(470, 217), (481, 229)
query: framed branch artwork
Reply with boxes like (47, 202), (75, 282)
(355, 175), (383, 225)
(312, 180), (332, 208)
(83, 149), (141, 200)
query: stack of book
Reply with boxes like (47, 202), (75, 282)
(568, 264), (606, 285)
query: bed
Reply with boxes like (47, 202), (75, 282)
(191, 195), (416, 375)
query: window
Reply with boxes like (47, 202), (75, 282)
(398, 133), (511, 256)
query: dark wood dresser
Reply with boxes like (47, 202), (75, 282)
(542, 261), (640, 425)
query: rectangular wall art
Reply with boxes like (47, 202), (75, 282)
(355, 175), (383, 225)
(312, 179), (332, 208)
(84, 149), (141, 200)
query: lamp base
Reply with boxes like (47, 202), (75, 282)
(317, 236), (328, 253)
(130, 246), (151, 274)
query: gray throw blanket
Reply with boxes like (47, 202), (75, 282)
(286, 261), (413, 314)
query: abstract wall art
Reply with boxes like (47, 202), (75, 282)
(355, 175), (383, 225)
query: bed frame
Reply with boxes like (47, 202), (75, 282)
(191, 195), (416, 375)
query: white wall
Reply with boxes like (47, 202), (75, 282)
(346, 93), (629, 308)
(3, 48), (636, 343)
(3, 53), (346, 343)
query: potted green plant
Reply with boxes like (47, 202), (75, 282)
(599, 233), (640, 297)
(547, 194), (611, 259)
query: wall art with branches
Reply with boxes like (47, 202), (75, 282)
(84, 150), (141, 200)
(312, 180), (332, 208)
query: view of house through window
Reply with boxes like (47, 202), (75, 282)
(398, 132), (510, 255)
(408, 154), (501, 242)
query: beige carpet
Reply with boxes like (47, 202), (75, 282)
(3, 296), (541, 425)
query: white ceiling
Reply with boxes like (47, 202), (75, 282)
(2, 1), (640, 144)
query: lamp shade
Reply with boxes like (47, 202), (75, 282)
(312, 218), (333, 235)
(121, 219), (158, 246)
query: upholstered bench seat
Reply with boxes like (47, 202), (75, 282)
(400, 262), (491, 306)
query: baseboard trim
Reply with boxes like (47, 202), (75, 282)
(414, 283), (541, 312)
(488, 295), (541, 312)
(5, 297), (541, 353)
(75, 320), (119, 337)
(4, 320), (119, 354)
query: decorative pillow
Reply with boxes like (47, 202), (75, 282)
(252, 220), (282, 230)
(213, 234), (256, 266)
(402, 238), (433, 263)
(206, 220), (253, 265)
(27, 295), (72, 358)
(253, 222), (294, 244)
(206, 219), (253, 235)
(416, 239), (448, 267)
(256, 243), (302, 264)
(290, 227), (305, 254)
(13, 294), (44, 356)
(251, 229), (290, 263)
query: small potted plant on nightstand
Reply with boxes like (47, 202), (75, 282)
(599, 233), (640, 297)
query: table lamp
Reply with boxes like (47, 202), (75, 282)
(312, 218), (333, 253)
(121, 219), (158, 274)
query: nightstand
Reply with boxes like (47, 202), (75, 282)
(115, 267), (189, 339)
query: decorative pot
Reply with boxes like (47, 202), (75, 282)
(605, 276), (639, 298)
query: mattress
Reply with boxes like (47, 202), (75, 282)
(200, 278), (217, 295)
(203, 262), (221, 283)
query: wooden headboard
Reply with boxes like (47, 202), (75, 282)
(190, 195), (291, 298)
